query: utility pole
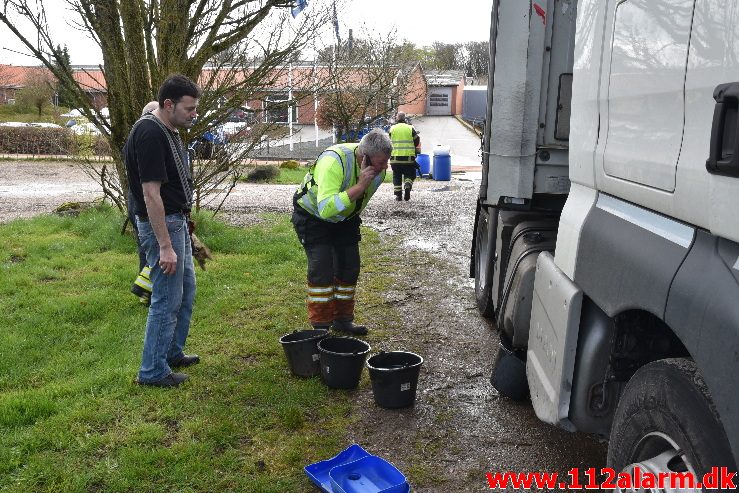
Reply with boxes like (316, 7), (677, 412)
(288, 62), (293, 152)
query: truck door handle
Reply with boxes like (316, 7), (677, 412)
(706, 82), (739, 177)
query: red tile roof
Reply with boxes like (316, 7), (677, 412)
(0, 64), (106, 92)
(72, 69), (106, 92)
(1, 63), (425, 95)
(0, 65), (48, 88)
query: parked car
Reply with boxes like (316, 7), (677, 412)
(0, 122), (63, 129)
(28, 123), (63, 129)
(222, 121), (250, 138)
(70, 122), (101, 136)
(189, 125), (227, 160)
(336, 117), (391, 142)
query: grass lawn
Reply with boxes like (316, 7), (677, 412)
(0, 206), (391, 492)
(267, 167), (309, 185)
(0, 106), (70, 126)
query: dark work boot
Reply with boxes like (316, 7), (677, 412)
(404, 188), (411, 201)
(135, 372), (188, 388)
(394, 191), (402, 201)
(167, 354), (201, 368)
(332, 320), (368, 336)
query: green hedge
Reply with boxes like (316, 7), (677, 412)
(0, 126), (110, 156)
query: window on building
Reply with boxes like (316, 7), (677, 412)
(264, 94), (298, 123)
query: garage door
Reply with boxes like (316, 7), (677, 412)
(426, 87), (452, 116)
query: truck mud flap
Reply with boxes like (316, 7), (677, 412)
(527, 251), (582, 430)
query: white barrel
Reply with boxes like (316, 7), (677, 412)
(432, 145), (451, 156)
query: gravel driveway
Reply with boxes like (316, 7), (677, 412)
(0, 160), (607, 491)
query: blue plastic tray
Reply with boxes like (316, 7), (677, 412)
(329, 455), (408, 493)
(305, 444), (371, 493)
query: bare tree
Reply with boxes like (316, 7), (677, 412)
(315, 29), (425, 142)
(0, 1), (330, 212)
(430, 42), (464, 71)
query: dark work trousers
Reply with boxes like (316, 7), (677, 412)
(391, 163), (417, 196)
(292, 200), (362, 326)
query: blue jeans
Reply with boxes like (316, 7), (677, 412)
(136, 213), (196, 382)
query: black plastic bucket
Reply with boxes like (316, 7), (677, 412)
(366, 351), (424, 408)
(317, 337), (371, 389)
(279, 329), (329, 377)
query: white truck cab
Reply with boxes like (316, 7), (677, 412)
(472, 0), (738, 480)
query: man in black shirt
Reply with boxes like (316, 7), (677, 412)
(124, 75), (201, 387)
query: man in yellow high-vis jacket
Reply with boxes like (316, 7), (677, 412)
(389, 111), (421, 201)
(291, 129), (392, 335)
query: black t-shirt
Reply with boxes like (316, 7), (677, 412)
(124, 118), (191, 216)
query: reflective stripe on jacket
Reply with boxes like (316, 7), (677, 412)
(390, 123), (416, 159)
(296, 143), (385, 223)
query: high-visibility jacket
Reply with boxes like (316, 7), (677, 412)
(389, 122), (417, 161)
(295, 143), (385, 223)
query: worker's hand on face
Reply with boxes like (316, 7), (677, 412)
(158, 245), (178, 275)
(359, 155), (378, 185)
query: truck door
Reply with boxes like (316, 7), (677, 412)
(600, 0), (695, 192)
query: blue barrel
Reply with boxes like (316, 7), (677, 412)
(433, 154), (452, 181)
(416, 153), (430, 177)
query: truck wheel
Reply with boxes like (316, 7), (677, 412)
(474, 206), (496, 317)
(608, 359), (736, 491)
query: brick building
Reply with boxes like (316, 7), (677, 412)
(0, 63), (466, 119)
(0, 64), (107, 107)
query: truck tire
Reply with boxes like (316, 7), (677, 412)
(608, 359), (736, 491)
(474, 206), (496, 318)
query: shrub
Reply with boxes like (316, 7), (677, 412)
(0, 126), (77, 155)
(0, 126), (111, 157)
(93, 136), (111, 156)
(74, 133), (112, 158)
(244, 165), (280, 182)
(279, 159), (300, 169)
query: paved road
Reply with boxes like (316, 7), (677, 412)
(246, 117), (484, 170)
(413, 116), (482, 170)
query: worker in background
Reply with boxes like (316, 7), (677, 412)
(291, 129), (392, 335)
(388, 111), (421, 201)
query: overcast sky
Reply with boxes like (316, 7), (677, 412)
(0, 0), (492, 66)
